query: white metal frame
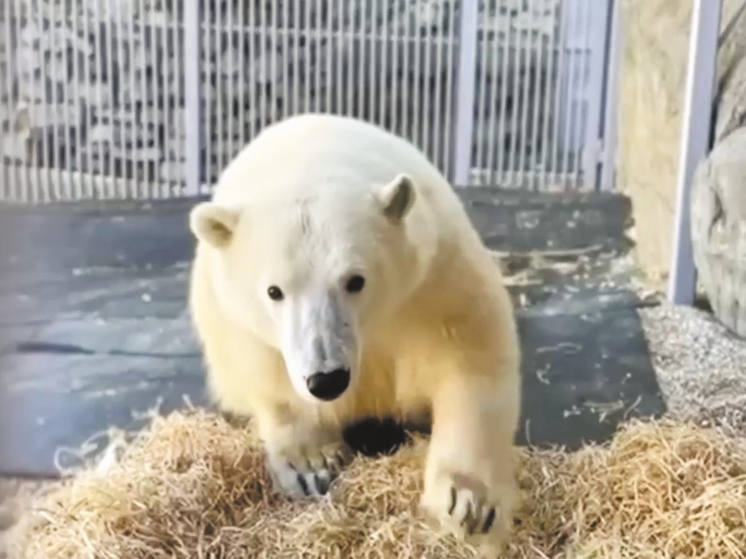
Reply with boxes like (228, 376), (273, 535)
(668, 0), (723, 305)
(599, 0), (621, 191)
(452, 0), (480, 187)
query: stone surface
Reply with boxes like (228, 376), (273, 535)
(618, 0), (746, 286)
(0, 189), (665, 477)
(691, 125), (746, 336)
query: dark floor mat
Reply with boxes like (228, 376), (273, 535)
(0, 190), (665, 477)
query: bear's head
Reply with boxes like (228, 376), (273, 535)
(189, 173), (433, 404)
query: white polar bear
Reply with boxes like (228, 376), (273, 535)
(188, 114), (522, 549)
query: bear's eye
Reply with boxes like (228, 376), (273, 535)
(345, 275), (366, 294)
(267, 285), (284, 301)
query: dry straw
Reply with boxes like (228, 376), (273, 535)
(14, 409), (746, 558)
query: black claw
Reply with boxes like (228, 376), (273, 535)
(481, 507), (496, 533)
(462, 501), (479, 535)
(297, 473), (310, 495)
(447, 487), (457, 515)
(314, 473), (329, 495)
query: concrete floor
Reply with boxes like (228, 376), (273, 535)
(0, 189), (665, 478)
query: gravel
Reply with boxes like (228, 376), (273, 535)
(640, 302), (746, 432)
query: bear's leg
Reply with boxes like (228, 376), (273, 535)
(419, 371), (520, 550)
(255, 405), (354, 498)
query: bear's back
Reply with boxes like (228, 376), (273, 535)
(213, 114), (457, 209)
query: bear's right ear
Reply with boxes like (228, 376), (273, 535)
(189, 202), (241, 248)
(378, 173), (416, 222)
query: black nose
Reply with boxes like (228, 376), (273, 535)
(306, 368), (350, 401)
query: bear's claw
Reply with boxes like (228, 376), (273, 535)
(267, 442), (353, 498)
(420, 469), (513, 549)
(447, 486), (498, 535)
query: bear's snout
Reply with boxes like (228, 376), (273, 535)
(306, 368), (350, 401)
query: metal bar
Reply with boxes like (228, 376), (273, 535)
(549, 0), (568, 187)
(451, 0), (479, 187)
(572, 0), (593, 190)
(401, 2), (411, 137)
(224, 0), (234, 172)
(2, 0), (16, 201)
(442, 0), (456, 180)
(38, 0), (51, 201)
(305, 0), (311, 112)
(325, 0), (333, 113)
(63, 3), (81, 200)
(412, 7), (423, 147)
(52, 0), (64, 200)
(172, 1), (186, 194)
(336, 0), (344, 115)
(184, 0), (201, 196)
(250, 1), (259, 135)
(345, 0), (353, 115)
(315, 0), (322, 114)
(357, 0), (366, 118)
(668, 0), (722, 305)
(205, 2), (214, 189)
(138, 0), (150, 198)
(508, 5), (524, 187)
(431, 3), (447, 171)
(390, 0), (400, 134)
(272, 3), (280, 120)
(92, 2), (105, 199)
(126, 0), (138, 197)
(494, 7), (512, 185)
(114, 0), (127, 198)
(560, 0), (580, 188)
(474, 3), (489, 183)
(105, 1), (117, 199)
(599, 0), (621, 192)
(369, 0), (377, 122)
(161, 5), (172, 197)
(540, 0), (559, 190)
(379, 0), (388, 126)
(529, 0), (548, 191)
(422, 3), (434, 159)
(283, 0), (290, 118)
(484, 2), (502, 186)
(24, 0), (38, 202)
(518, 0), (536, 189)
(296, 0), (303, 115)
(581, 0), (611, 190)
(215, 0), (225, 181)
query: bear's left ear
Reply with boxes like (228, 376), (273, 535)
(189, 202), (241, 248)
(378, 173), (416, 222)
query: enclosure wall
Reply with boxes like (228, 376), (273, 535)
(0, 0), (615, 203)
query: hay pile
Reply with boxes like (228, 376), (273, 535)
(13, 410), (746, 559)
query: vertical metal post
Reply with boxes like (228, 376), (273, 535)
(184, 0), (202, 196)
(582, 0), (611, 190)
(668, 0), (722, 305)
(451, 0), (479, 187)
(599, 0), (621, 191)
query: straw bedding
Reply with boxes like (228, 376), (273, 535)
(13, 408), (746, 559)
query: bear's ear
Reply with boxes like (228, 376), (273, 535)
(378, 173), (416, 222)
(189, 202), (241, 248)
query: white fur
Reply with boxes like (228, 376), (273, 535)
(188, 114), (522, 552)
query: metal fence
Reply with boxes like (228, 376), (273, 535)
(0, 0), (618, 205)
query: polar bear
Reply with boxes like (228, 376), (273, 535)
(188, 114), (521, 548)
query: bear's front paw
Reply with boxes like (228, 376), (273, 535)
(420, 469), (515, 549)
(266, 440), (354, 498)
